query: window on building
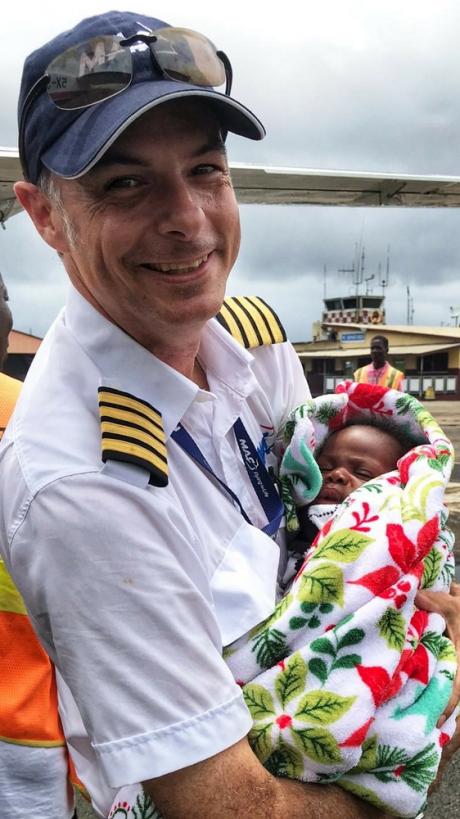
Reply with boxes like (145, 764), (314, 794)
(416, 352), (448, 372)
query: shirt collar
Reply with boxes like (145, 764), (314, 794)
(64, 284), (257, 437)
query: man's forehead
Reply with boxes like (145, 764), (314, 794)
(91, 99), (225, 167)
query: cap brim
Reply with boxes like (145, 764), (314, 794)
(41, 80), (265, 179)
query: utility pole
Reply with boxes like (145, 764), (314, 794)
(406, 286), (414, 325)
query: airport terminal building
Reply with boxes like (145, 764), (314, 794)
(295, 295), (460, 399)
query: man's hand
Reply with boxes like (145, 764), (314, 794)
(429, 715), (460, 793)
(415, 581), (460, 726)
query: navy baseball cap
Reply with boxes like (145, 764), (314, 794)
(19, 10), (265, 185)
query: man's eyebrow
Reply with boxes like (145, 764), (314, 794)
(194, 138), (227, 157)
(91, 138), (227, 172)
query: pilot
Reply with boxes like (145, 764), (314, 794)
(2, 9), (458, 818)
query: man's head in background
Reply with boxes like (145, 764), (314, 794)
(0, 275), (13, 371)
(370, 335), (389, 369)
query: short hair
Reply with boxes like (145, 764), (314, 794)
(370, 335), (389, 351)
(316, 415), (426, 459)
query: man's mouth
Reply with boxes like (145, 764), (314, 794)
(142, 254), (210, 274)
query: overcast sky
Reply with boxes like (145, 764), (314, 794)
(2, 0), (460, 340)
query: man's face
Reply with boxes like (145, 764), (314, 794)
(315, 424), (403, 504)
(370, 338), (387, 368)
(52, 100), (241, 353)
(0, 278), (13, 371)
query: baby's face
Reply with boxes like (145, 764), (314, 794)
(315, 425), (404, 505)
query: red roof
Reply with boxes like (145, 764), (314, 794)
(8, 329), (42, 354)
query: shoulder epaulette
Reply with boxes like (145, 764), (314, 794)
(98, 387), (168, 487)
(216, 296), (287, 348)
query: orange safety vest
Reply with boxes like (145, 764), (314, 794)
(0, 373), (86, 795)
(353, 363), (404, 390)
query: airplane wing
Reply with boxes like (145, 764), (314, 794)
(230, 162), (460, 206)
(0, 148), (22, 223)
(3, 148), (460, 222)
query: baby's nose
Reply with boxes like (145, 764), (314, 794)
(326, 466), (349, 484)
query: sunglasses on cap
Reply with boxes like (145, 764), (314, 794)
(19, 27), (232, 178)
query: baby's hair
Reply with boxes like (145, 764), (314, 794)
(315, 415), (427, 459)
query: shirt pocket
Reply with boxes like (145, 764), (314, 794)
(210, 520), (279, 647)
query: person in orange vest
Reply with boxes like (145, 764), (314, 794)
(354, 334), (404, 390)
(0, 275), (79, 818)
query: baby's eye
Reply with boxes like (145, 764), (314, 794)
(355, 470), (372, 479)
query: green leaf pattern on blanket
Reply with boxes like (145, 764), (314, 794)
(421, 547), (443, 588)
(350, 735), (378, 773)
(292, 725), (342, 764)
(275, 653), (308, 708)
(341, 741), (437, 813)
(311, 529), (374, 563)
(294, 690), (355, 724)
(243, 684), (276, 720)
(372, 743), (438, 793)
(314, 401), (342, 426)
(245, 654), (355, 771)
(132, 793), (160, 819)
(401, 474), (443, 523)
(420, 631), (457, 663)
(297, 563), (344, 606)
(264, 740), (304, 778)
(109, 793), (163, 819)
(251, 627), (289, 668)
(339, 779), (393, 813)
(377, 607), (406, 652)
(309, 623), (364, 682)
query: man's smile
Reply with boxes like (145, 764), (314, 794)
(140, 253), (211, 274)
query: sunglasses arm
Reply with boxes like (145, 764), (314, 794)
(217, 51), (233, 96)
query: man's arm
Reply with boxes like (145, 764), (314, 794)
(144, 736), (387, 819)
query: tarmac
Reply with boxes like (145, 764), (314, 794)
(75, 400), (460, 819)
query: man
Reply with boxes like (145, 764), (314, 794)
(0, 280), (77, 818)
(1, 11), (456, 818)
(354, 335), (404, 390)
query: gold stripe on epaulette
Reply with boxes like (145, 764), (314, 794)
(98, 387), (168, 487)
(216, 296), (287, 348)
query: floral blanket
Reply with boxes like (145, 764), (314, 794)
(224, 382), (457, 817)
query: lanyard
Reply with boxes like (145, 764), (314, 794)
(171, 419), (284, 538)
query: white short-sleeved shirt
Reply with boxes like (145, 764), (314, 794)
(0, 285), (310, 812)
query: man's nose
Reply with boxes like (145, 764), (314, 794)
(155, 181), (206, 240)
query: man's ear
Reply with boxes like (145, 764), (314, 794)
(14, 181), (70, 253)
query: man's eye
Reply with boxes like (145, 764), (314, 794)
(193, 163), (220, 175)
(105, 176), (140, 190)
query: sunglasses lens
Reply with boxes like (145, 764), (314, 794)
(46, 36), (132, 110)
(151, 28), (226, 88)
